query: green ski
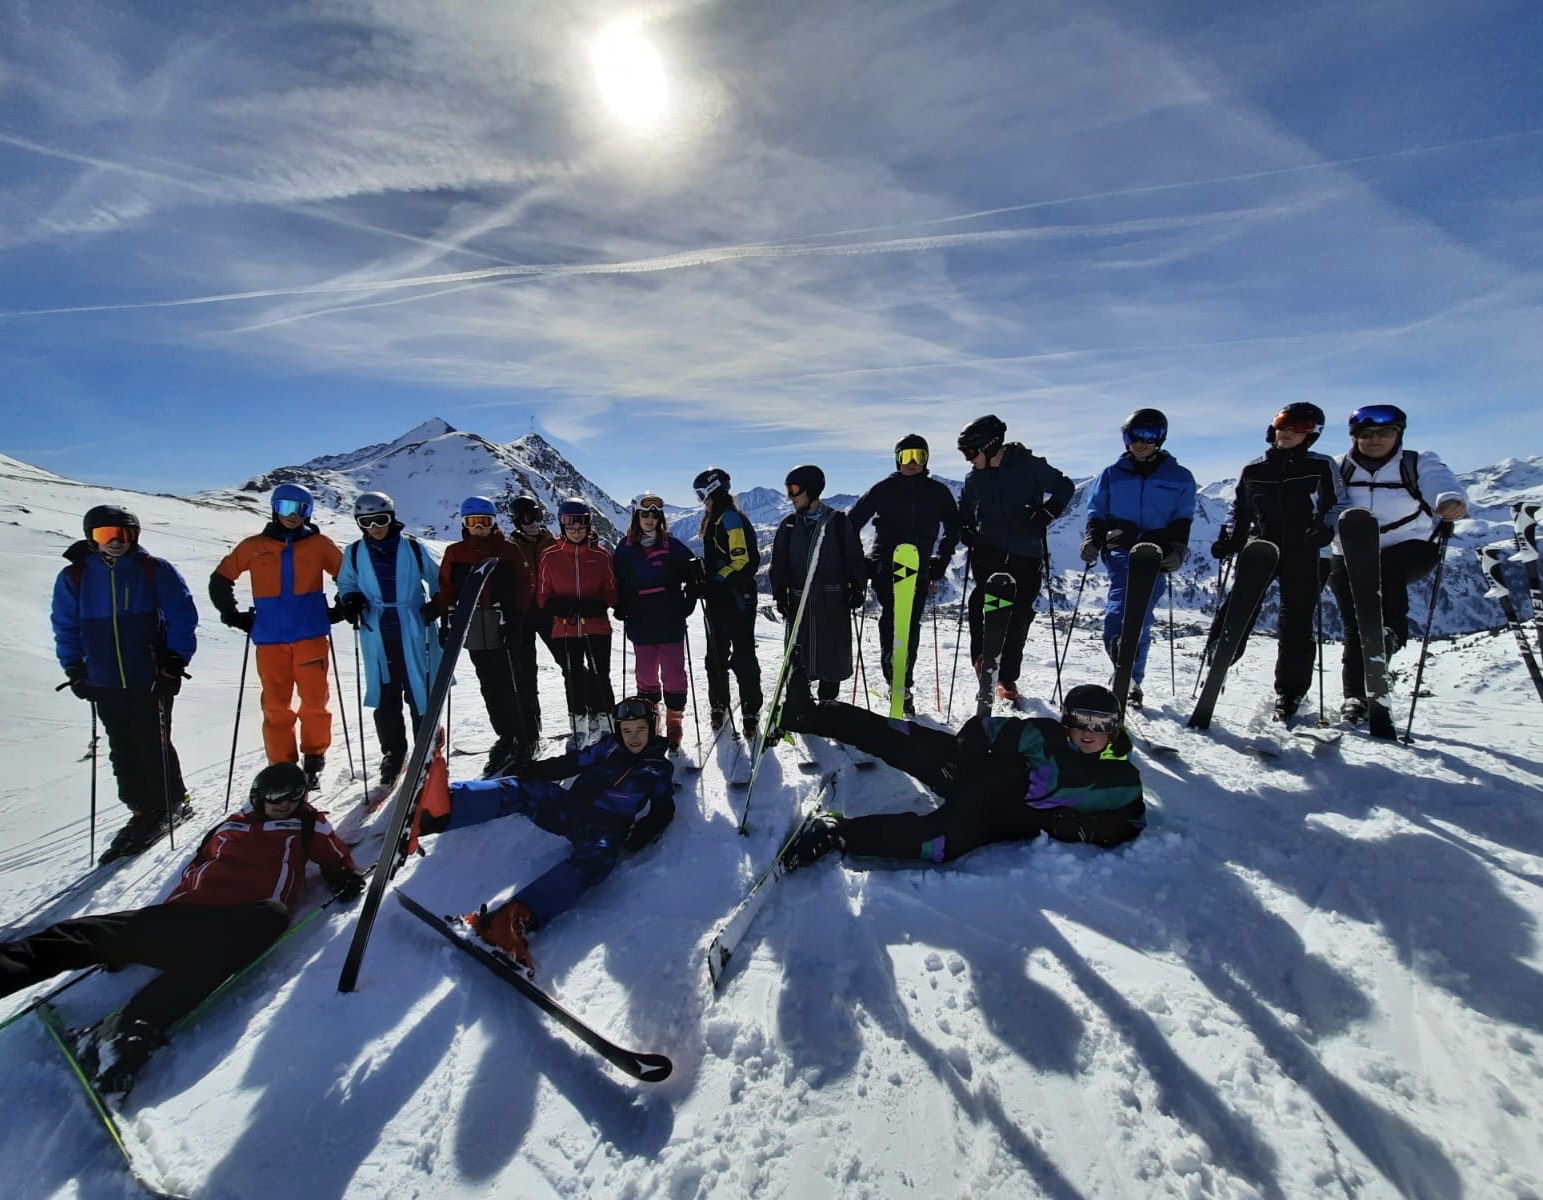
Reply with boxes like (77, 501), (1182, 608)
(888, 543), (921, 718)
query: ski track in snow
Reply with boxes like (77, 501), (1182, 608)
(2, 465), (1542, 1198)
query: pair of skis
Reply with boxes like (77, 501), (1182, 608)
(1479, 503), (1543, 703)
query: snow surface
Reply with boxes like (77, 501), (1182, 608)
(2, 453), (1542, 1199)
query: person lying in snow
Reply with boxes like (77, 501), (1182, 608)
(778, 683), (1145, 869)
(411, 696), (675, 973)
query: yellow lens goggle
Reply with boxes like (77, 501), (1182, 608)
(897, 447), (928, 467)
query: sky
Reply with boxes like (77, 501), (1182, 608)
(2, 0), (1541, 504)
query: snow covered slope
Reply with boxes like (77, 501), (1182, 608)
(2, 452), (1542, 1199)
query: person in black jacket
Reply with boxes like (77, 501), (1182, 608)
(1210, 403), (1347, 721)
(847, 435), (960, 714)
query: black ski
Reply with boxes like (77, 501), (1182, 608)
(1110, 543), (1163, 713)
(1478, 544), (1543, 703)
(36, 1003), (193, 1200)
(1338, 509), (1397, 738)
(1512, 503), (1543, 656)
(393, 889), (672, 1083)
(975, 573), (1017, 718)
(337, 559), (495, 993)
(1188, 539), (1280, 730)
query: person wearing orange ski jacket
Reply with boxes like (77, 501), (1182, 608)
(537, 498), (618, 748)
(0, 763), (362, 1095)
(209, 483), (344, 788)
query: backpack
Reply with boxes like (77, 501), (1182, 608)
(346, 534), (430, 583)
(1339, 449), (1433, 534)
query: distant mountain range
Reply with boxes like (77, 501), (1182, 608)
(194, 418), (1543, 640)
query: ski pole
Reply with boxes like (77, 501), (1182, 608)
(1314, 585), (1327, 727)
(1402, 524), (1452, 743)
(1167, 585), (1177, 697)
(354, 627), (370, 802)
(685, 627), (702, 751)
(328, 633), (357, 780)
(88, 700), (98, 866)
(0, 965), (105, 1035)
(945, 555), (972, 720)
(157, 695), (177, 851)
(931, 594), (942, 713)
(850, 607), (869, 707)
(1054, 564), (1092, 679)
(224, 628), (252, 813)
(1042, 544), (1064, 707)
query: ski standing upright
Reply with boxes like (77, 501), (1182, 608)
(1513, 504), (1543, 658)
(1188, 539), (1281, 730)
(1479, 543), (1543, 704)
(1337, 508), (1397, 738)
(975, 573), (1016, 718)
(1108, 542), (1162, 713)
(888, 544), (920, 718)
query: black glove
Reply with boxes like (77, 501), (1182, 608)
(329, 870), (367, 902)
(848, 582), (866, 611)
(1025, 503), (1057, 532)
(1304, 521), (1334, 550)
(221, 609), (255, 634)
(959, 525), (978, 549)
(774, 587), (792, 620)
(579, 598), (607, 618)
(1210, 534), (1243, 560)
(65, 664), (91, 700)
(928, 555), (948, 582)
(154, 653), (187, 696)
(337, 593), (367, 628)
(419, 599), (439, 622)
(613, 604), (629, 622)
(1160, 544), (1187, 573)
(955, 716), (990, 760)
(545, 596), (580, 618)
(327, 601), (348, 625)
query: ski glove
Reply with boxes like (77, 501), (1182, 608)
(1210, 534), (1243, 560)
(1079, 535), (1101, 566)
(1025, 503), (1058, 532)
(959, 525), (978, 549)
(1304, 521), (1335, 550)
(928, 555), (949, 582)
(329, 870), (368, 902)
(327, 602), (349, 625)
(848, 582), (867, 611)
(544, 596), (580, 618)
(1160, 545), (1187, 573)
(337, 593), (367, 627)
(774, 588), (792, 620)
(154, 654), (187, 696)
(221, 609), (255, 634)
(65, 664), (90, 700)
(419, 599), (439, 622)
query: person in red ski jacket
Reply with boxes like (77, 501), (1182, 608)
(0, 763), (363, 1094)
(537, 497), (618, 748)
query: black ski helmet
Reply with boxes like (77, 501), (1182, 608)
(1061, 683), (1122, 733)
(82, 504), (141, 542)
(785, 464), (825, 501)
(693, 467), (730, 500)
(1267, 402), (1326, 448)
(509, 494), (544, 524)
(1348, 404), (1407, 436)
(249, 762), (309, 814)
(895, 433), (929, 468)
(557, 497), (591, 523)
(957, 414), (1007, 459)
(1121, 408), (1168, 449)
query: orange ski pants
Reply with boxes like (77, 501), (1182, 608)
(256, 637), (332, 762)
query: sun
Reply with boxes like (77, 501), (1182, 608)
(591, 22), (668, 132)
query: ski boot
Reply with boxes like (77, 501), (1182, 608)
(303, 753), (326, 791)
(785, 813), (846, 871)
(1128, 684), (1144, 710)
(378, 749), (404, 789)
(1274, 694), (1304, 724)
(1340, 697), (1368, 724)
(468, 900), (536, 974)
(84, 1013), (166, 1097)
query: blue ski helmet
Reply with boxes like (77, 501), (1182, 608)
(459, 496), (497, 518)
(271, 482), (314, 521)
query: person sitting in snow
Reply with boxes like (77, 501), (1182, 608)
(778, 683), (1145, 869)
(411, 696), (675, 973)
(0, 763), (364, 1094)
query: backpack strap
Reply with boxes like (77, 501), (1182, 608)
(1341, 450), (1432, 534)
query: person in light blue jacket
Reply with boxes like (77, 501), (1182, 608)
(1080, 409), (1196, 707)
(336, 492), (442, 787)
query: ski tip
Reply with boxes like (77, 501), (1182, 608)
(632, 1053), (673, 1083)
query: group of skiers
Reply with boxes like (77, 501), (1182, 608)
(18, 401), (1470, 1096)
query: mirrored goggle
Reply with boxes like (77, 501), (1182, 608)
(615, 698), (655, 723)
(89, 526), (133, 545)
(694, 480), (721, 501)
(357, 512), (393, 529)
(897, 447), (928, 467)
(1126, 427), (1165, 444)
(559, 513), (590, 526)
(1271, 414), (1322, 434)
(1349, 405), (1404, 431)
(786, 484), (805, 498)
(273, 498), (310, 518)
(1064, 708), (1120, 734)
(255, 786), (305, 806)
(462, 513), (494, 529)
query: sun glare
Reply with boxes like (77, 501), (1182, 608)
(591, 22), (668, 132)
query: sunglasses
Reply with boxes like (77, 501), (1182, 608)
(786, 484), (805, 498)
(357, 512), (393, 529)
(273, 498), (310, 518)
(897, 447), (928, 467)
(615, 698), (656, 723)
(1126, 428), (1165, 445)
(1064, 708), (1120, 735)
(463, 513), (494, 529)
(89, 526), (132, 546)
(1349, 404), (1404, 430)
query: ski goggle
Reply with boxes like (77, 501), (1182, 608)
(1125, 426), (1166, 445)
(559, 513), (590, 527)
(960, 445), (983, 460)
(896, 447), (928, 467)
(462, 513), (494, 529)
(786, 484), (805, 498)
(89, 526), (133, 545)
(273, 498), (311, 519)
(1349, 404), (1405, 433)
(1064, 708), (1120, 735)
(615, 697), (656, 723)
(1271, 413), (1322, 435)
(636, 496), (665, 516)
(254, 784), (305, 807)
(694, 479), (722, 501)
(357, 512), (393, 529)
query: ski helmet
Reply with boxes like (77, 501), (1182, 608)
(615, 695), (659, 729)
(1348, 404), (1407, 436)
(785, 464), (825, 501)
(353, 491), (395, 519)
(271, 482), (314, 521)
(895, 433), (929, 469)
(1060, 683), (1122, 734)
(1121, 408), (1168, 449)
(509, 494), (544, 524)
(1267, 402), (1325, 448)
(557, 497), (591, 524)
(693, 467), (730, 501)
(82, 504), (141, 542)
(957, 414), (1007, 460)
(249, 762), (309, 814)
(459, 496), (497, 518)
(635, 493), (665, 516)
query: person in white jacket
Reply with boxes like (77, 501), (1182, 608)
(1328, 405), (1468, 721)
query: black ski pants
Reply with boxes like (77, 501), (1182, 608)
(0, 901), (288, 1035)
(92, 690), (186, 817)
(469, 646), (523, 747)
(869, 554), (927, 691)
(703, 592), (764, 719)
(966, 549), (1042, 690)
(1213, 546), (1327, 701)
(552, 635), (615, 718)
(372, 632), (422, 760)
(1328, 540), (1440, 698)
(799, 702), (1143, 861)
(507, 618), (543, 747)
